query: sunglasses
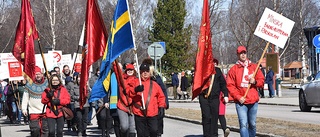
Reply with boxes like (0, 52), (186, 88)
(140, 70), (150, 73)
(239, 51), (247, 54)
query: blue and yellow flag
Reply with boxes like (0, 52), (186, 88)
(89, 0), (134, 102)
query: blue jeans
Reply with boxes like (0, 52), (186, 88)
(268, 83), (275, 97)
(235, 102), (258, 137)
(18, 109), (22, 122)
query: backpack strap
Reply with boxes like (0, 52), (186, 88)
(143, 80), (153, 117)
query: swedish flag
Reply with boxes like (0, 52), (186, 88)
(89, 0), (134, 102)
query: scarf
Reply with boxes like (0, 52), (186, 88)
(237, 59), (253, 88)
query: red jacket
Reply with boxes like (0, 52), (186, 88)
(130, 77), (166, 117)
(226, 63), (264, 104)
(117, 74), (135, 113)
(41, 85), (71, 118)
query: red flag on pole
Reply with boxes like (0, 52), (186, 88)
(192, 0), (215, 100)
(12, 0), (39, 80)
(80, 0), (107, 109)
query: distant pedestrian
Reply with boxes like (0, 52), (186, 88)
(171, 72), (179, 100)
(180, 71), (189, 100)
(266, 66), (275, 98)
(226, 46), (264, 137)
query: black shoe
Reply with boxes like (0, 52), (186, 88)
(108, 128), (115, 134)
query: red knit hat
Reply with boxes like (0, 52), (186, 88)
(126, 64), (134, 70)
(35, 66), (41, 73)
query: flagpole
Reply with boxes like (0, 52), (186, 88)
(244, 42), (270, 98)
(72, 23), (85, 74)
(125, 0), (145, 110)
(37, 38), (56, 110)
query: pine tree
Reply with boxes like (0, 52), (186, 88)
(148, 0), (192, 73)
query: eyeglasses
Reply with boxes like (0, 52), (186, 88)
(52, 79), (60, 82)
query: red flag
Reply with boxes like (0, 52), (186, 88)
(12, 0), (39, 80)
(80, 0), (107, 109)
(192, 0), (215, 100)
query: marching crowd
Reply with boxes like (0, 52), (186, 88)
(0, 46), (266, 137)
(0, 58), (169, 137)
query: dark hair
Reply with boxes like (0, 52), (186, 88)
(75, 74), (81, 85)
(50, 70), (57, 75)
(63, 65), (69, 69)
(49, 74), (62, 86)
(213, 58), (219, 65)
(54, 66), (60, 70)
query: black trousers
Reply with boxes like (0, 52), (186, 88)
(76, 107), (89, 134)
(157, 110), (165, 135)
(199, 95), (220, 137)
(29, 117), (48, 137)
(47, 117), (64, 137)
(99, 108), (112, 131)
(135, 115), (158, 137)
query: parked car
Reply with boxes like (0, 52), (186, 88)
(299, 72), (320, 112)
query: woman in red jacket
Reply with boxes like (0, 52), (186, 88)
(42, 74), (70, 137)
(117, 63), (137, 137)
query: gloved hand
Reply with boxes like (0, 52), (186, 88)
(52, 99), (60, 105)
(46, 90), (54, 98)
(134, 85), (144, 92)
(158, 107), (165, 118)
(224, 97), (229, 103)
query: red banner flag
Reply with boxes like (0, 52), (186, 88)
(79, 0), (107, 109)
(12, 0), (39, 80)
(192, 0), (215, 100)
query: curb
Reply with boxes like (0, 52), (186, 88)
(258, 102), (298, 107)
(165, 114), (280, 137)
(169, 100), (299, 107)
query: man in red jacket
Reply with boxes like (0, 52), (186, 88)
(131, 63), (166, 137)
(226, 46), (264, 137)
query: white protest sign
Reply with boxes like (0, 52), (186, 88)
(254, 7), (295, 48)
(35, 53), (51, 72)
(0, 53), (24, 80)
(48, 50), (63, 70)
(60, 54), (73, 70)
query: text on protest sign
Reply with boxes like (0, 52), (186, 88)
(254, 7), (295, 49)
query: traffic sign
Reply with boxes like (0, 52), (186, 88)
(158, 42), (166, 53)
(312, 34), (320, 48)
(316, 48), (320, 53)
(147, 42), (165, 60)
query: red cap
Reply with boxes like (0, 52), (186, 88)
(35, 66), (41, 73)
(237, 46), (247, 54)
(126, 64), (134, 70)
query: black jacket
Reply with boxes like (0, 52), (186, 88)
(202, 67), (228, 99)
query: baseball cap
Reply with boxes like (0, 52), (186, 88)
(237, 46), (247, 54)
(139, 63), (150, 71)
